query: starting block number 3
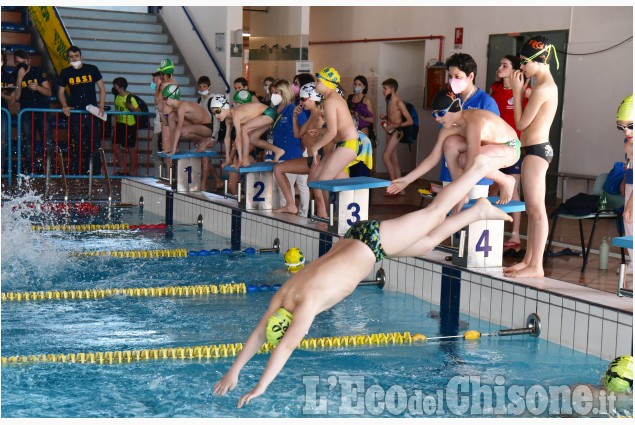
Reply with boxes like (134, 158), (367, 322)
(346, 202), (361, 226)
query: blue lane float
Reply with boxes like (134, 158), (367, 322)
(187, 248), (258, 256)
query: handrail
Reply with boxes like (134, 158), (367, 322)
(1, 107), (12, 186)
(55, 146), (68, 203)
(16, 107), (155, 180)
(180, 6), (231, 94)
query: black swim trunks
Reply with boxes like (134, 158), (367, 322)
(521, 142), (553, 164)
(306, 148), (325, 168)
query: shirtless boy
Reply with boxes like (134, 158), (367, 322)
(308, 67), (365, 217)
(503, 36), (559, 279)
(379, 78), (413, 191)
(213, 153), (512, 408)
(210, 94), (284, 167)
(155, 59), (178, 161)
(388, 89), (519, 213)
(160, 85), (213, 156)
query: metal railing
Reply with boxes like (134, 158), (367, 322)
(1, 107), (12, 185)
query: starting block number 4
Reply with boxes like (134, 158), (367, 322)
(454, 220), (504, 268)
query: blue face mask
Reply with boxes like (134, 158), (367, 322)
(354, 86), (364, 94)
(150, 82), (157, 90)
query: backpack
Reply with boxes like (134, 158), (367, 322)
(126, 93), (150, 129)
(603, 161), (626, 195)
(399, 101), (419, 147)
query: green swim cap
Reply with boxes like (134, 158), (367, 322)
(162, 84), (180, 100)
(603, 355), (633, 393)
(157, 58), (174, 74)
(265, 307), (293, 346)
(616, 95), (633, 122)
(232, 89), (252, 105)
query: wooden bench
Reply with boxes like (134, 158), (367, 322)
(224, 162), (275, 210)
(307, 176), (391, 234)
(452, 197), (526, 268)
(158, 151), (217, 192)
(612, 235), (633, 298)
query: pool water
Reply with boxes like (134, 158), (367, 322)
(1, 200), (630, 418)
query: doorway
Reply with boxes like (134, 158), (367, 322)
(377, 41), (426, 175)
(487, 30), (569, 205)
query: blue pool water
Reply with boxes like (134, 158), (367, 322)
(1, 199), (630, 418)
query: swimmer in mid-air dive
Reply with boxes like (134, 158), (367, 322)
(213, 151), (513, 408)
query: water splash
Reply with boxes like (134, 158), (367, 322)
(1, 179), (70, 288)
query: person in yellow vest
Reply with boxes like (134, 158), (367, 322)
(112, 77), (140, 176)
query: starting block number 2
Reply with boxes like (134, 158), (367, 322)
(253, 181), (266, 202)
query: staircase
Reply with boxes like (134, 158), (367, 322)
(56, 7), (197, 110)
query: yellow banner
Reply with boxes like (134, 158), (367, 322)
(27, 6), (72, 74)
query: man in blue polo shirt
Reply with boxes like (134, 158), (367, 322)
(440, 53), (499, 198)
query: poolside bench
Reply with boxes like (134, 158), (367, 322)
(612, 235), (633, 298)
(224, 162), (275, 210)
(452, 197), (526, 268)
(158, 151), (218, 192)
(307, 177), (391, 234)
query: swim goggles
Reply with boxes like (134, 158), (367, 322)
(521, 44), (560, 70)
(432, 97), (462, 118)
(617, 123), (633, 131)
(211, 107), (223, 115)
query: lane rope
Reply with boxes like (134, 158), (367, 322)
(1, 332), (414, 365)
(31, 223), (167, 232)
(1, 283), (247, 302)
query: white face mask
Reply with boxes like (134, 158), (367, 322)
(270, 93), (283, 106)
(70, 60), (82, 69)
(198, 89), (209, 96)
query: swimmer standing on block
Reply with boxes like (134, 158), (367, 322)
(213, 152), (513, 408)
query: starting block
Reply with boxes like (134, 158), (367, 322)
(224, 162), (275, 210)
(158, 151), (217, 192)
(452, 197), (526, 268)
(308, 176), (391, 235)
(612, 235), (633, 298)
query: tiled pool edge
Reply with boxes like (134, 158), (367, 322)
(122, 180), (633, 361)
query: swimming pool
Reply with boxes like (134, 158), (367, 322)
(1, 198), (630, 418)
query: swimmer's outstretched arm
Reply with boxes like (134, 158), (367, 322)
(236, 304), (316, 409)
(213, 302), (279, 397)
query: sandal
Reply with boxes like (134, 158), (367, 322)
(503, 240), (522, 251)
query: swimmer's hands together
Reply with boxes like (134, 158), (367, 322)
(213, 370), (239, 397)
(387, 177), (410, 195)
(510, 70), (526, 95)
(237, 384), (266, 409)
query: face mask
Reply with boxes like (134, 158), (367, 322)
(354, 86), (363, 94)
(449, 77), (469, 94)
(16, 62), (29, 72)
(70, 60), (82, 69)
(150, 82), (157, 90)
(198, 89), (209, 96)
(271, 93), (283, 106)
(263, 84), (270, 94)
(111, 87), (119, 96)
(291, 84), (300, 96)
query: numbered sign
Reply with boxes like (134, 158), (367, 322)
(244, 171), (273, 210)
(334, 189), (369, 235)
(452, 220), (504, 268)
(174, 157), (202, 192)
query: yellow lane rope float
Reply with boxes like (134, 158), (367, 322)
(1, 332), (413, 365)
(72, 248), (188, 258)
(1, 283), (247, 302)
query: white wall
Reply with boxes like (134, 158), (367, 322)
(160, 6), (242, 95)
(308, 6), (633, 177)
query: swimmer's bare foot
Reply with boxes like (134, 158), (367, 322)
(496, 174), (516, 204)
(505, 265), (544, 279)
(273, 204), (299, 215)
(239, 157), (253, 167)
(273, 147), (285, 162)
(213, 179), (224, 190)
(503, 261), (528, 276)
(195, 138), (213, 152)
(474, 197), (513, 222)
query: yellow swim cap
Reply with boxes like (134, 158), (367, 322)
(316, 67), (341, 90)
(284, 247), (305, 273)
(603, 355), (633, 393)
(265, 307), (293, 346)
(616, 95), (633, 122)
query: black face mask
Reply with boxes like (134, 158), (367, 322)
(111, 87), (119, 96)
(15, 62), (28, 73)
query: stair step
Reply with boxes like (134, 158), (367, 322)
(92, 60), (184, 74)
(66, 28), (168, 44)
(1, 10), (22, 24)
(56, 7), (158, 24)
(81, 49), (178, 65)
(1, 32), (31, 45)
(72, 38), (174, 55)
(63, 17), (163, 34)
(100, 72), (190, 86)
